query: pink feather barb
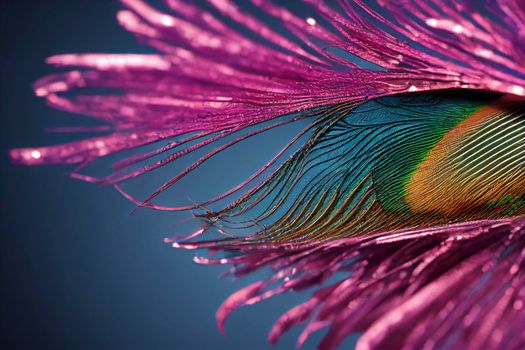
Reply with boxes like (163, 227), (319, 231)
(9, 0), (525, 349)
(191, 216), (525, 350)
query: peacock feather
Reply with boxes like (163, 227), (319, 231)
(195, 92), (524, 244)
(9, 0), (525, 349)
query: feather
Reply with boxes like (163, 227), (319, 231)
(199, 216), (525, 350)
(194, 91), (524, 243)
(9, 0), (525, 349)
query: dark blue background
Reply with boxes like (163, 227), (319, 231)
(0, 1), (359, 350)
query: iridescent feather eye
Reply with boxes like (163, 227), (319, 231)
(195, 92), (524, 244)
(10, 0), (525, 349)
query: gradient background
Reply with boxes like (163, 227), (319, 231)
(0, 1), (359, 350)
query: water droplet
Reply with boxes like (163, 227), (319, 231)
(31, 150), (41, 159)
(306, 17), (316, 26)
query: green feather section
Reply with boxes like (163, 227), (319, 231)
(202, 91), (519, 242)
(371, 93), (486, 211)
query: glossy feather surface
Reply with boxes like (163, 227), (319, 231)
(9, 1), (525, 349)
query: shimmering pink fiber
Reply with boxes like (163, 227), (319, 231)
(9, 1), (525, 349)
(10, 0), (525, 177)
(190, 217), (525, 350)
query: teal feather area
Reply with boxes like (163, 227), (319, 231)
(200, 91), (517, 243)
